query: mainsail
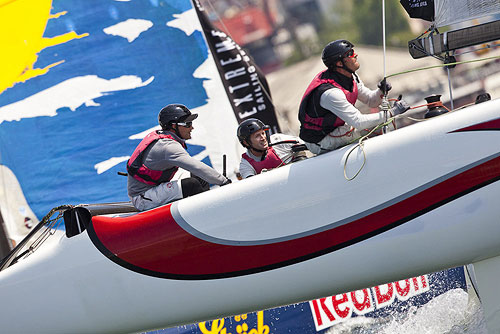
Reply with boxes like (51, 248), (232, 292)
(400, 0), (500, 28)
(400, 0), (500, 59)
(434, 0), (500, 28)
(0, 0), (277, 227)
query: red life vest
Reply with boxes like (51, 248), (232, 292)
(127, 131), (186, 186)
(242, 147), (283, 175)
(298, 70), (358, 143)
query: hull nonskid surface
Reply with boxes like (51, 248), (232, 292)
(1, 99), (500, 333)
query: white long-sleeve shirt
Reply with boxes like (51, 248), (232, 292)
(319, 77), (384, 130)
(305, 76), (386, 154)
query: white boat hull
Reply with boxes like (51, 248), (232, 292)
(1, 99), (500, 333)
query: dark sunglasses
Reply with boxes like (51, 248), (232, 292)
(177, 121), (193, 128)
(344, 49), (356, 58)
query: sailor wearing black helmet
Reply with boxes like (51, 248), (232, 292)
(237, 118), (305, 178)
(298, 39), (410, 154)
(127, 104), (231, 211)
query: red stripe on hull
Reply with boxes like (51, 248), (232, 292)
(450, 117), (500, 133)
(90, 155), (500, 279)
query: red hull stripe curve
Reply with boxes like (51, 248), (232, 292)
(88, 151), (500, 280)
(449, 117), (500, 133)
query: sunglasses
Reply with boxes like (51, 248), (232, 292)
(344, 49), (356, 58)
(176, 121), (193, 128)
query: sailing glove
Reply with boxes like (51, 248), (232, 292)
(378, 79), (392, 94)
(390, 100), (411, 115)
(221, 178), (232, 186)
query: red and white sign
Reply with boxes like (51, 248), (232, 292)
(309, 275), (429, 331)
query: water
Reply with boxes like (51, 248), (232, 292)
(326, 289), (487, 334)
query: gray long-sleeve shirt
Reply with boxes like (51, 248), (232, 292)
(127, 131), (227, 198)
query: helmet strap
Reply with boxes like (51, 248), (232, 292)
(340, 58), (355, 74)
(246, 140), (266, 156)
(260, 148), (268, 161)
(172, 124), (183, 139)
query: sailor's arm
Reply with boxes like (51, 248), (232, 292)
(356, 78), (384, 107)
(166, 143), (228, 185)
(269, 133), (303, 164)
(239, 158), (257, 178)
(320, 88), (384, 130)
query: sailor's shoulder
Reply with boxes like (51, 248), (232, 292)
(270, 133), (301, 143)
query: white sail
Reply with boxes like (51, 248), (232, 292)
(0, 0), (278, 228)
(434, 0), (500, 28)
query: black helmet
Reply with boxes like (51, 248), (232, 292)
(158, 104), (198, 129)
(322, 39), (354, 68)
(237, 118), (269, 148)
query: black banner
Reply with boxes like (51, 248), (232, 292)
(192, 0), (280, 134)
(400, 0), (434, 22)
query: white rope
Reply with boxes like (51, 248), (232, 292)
(343, 116), (396, 181)
(382, 0), (387, 79)
(381, 0), (389, 134)
(343, 140), (367, 181)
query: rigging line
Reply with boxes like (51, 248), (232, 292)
(410, 42), (445, 62)
(230, 0), (249, 10)
(343, 94), (469, 181)
(382, 0), (386, 79)
(204, 0), (236, 44)
(454, 42), (500, 57)
(204, 0), (274, 105)
(386, 54), (500, 79)
(446, 56), (454, 110)
(343, 117), (395, 181)
(381, 0), (390, 134)
(344, 140), (366, 181)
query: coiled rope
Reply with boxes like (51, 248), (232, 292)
(343, 53), (500, 181)
(343, 100), (451, 181)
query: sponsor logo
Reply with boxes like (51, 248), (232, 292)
(309, 275), (429, 331)
(199, 311), (270, 334)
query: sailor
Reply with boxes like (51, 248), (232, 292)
(127, 104), (231, 211)
(238, 118), (306, 178)
(298, 39), (410, 154)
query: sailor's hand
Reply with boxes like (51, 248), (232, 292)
(390, 100), (411, 115)
(378, 79), (392, 94)
(221, 178), (232, 186)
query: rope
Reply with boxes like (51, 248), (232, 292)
(343, 140), (366, 181)
(455, 42), (500, 57)
(204, 0), (275, 106)
(328, 128), (354, 138)
(409, 101), (451, 113)
(343, 117), (394, 181)
(386, 54), (500, 79)
(1, 205), (73, 270)
(26, 205), (72, 257)
(382, 0), (387, 79)
(342, 98), (458, 181)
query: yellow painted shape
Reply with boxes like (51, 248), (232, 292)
(199, 311), (271, 334)
(0, 0), (88, 95)
(41, 31), (89, 50)
(49, 10), (66, 19)
(0, 0), (52, 93)
(199, 318), (229, 334)
(17, 60), (64, 83)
